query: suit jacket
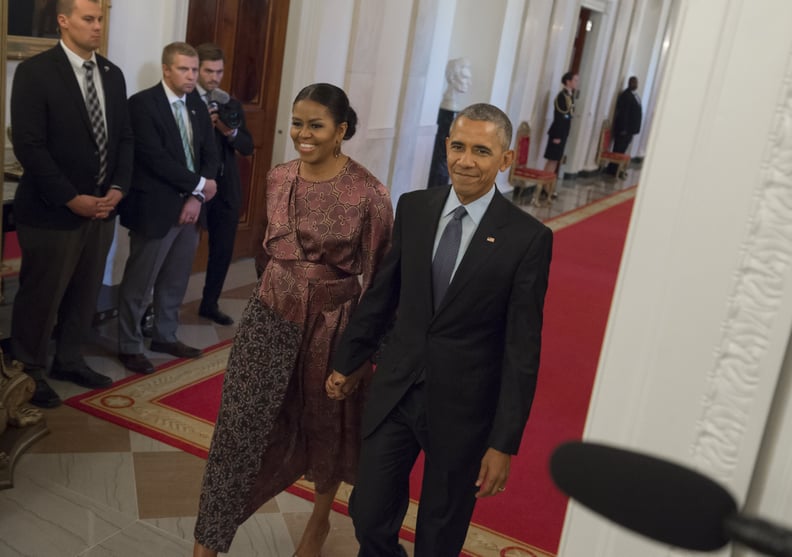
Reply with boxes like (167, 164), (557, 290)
(334, 186), (553, 469)
(613, 87), (642, 136)
(10, 43), (134, 229)
(210, 97), (253, 211)
(120, 85), (219, 239)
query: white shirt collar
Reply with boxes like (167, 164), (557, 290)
(60, 40), (97, 71)
(441, 185), (496, 226)
(162, 81), (187, 104)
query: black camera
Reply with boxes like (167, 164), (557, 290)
(207, 89), (243, 129)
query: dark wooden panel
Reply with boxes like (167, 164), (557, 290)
(186, 0), (290, 263)
(186, 0), (221, 47)
(230, 0), (271, 104)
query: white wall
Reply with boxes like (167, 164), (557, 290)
(273, 0), (354, 166)
(448, 0), (506, 106)
(419, 0), (456, 128)
(367, 0), (411, 131)
(107, 0), (189, 94)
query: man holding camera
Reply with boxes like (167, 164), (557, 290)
(195, 43), (254, 326)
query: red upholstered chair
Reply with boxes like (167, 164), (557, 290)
(509, 122), (557, 206)
(597, 119), (631, 178)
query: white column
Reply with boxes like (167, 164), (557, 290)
(508, 0), (553, 168)
(559, 1), (792, 556)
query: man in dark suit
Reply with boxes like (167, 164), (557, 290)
(328, 104), (553, 557)
(117, 42), (218, 375)
(607, 75), (642, 176)
(194, 43), (254, 326)
(9, 0), (134, 408)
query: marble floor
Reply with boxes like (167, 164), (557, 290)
(0, 165), (638, 557)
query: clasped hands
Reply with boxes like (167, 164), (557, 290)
(325, 361), (372, 401)
(67, 188), (123, 219)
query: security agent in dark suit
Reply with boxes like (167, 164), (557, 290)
(607, 75), (642, 176)
(328, 104), (553, 557)
(194, 43), (254, 326)
(9, 0), (134, 408)
(116, 42), (218, 375)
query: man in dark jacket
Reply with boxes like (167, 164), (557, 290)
(328, 104), (553, 557)
(607, 75), (642, 176)
(117, 42), (218, 375)
(194, 43), (254, 325)
(10, 0), (134, 407)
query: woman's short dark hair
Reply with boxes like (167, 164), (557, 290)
(293, 83), (358, 140)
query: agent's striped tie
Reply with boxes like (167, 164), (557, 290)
(83, 61), (107, 185)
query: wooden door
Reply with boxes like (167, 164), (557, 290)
(186, 0), (289, 266)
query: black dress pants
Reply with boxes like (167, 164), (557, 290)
(201, 196), (238, 310)
(606, 133), (632, 174)
(350, 382), (480, 557)
(11, 219), (113, 374)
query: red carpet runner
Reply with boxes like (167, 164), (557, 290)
(67, 191), (635, 556)
(467, 194), (635, 553)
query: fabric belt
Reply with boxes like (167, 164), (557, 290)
(274, 259), (353, 281)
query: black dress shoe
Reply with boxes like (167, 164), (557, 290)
(50, 364), (113, 388)
(149, 340), (202, 359)
(119, 352), (155, 374)
(30, 378), (62, 408)
(198, 306), (234, 326)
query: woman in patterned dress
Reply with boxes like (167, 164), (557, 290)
(193, 83), (393, 557)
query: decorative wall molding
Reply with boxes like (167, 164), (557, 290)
(692, 41), (792, 484)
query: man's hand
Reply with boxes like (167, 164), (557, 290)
(474, 448), (511, 498)
(179, 196), (202, 225)
(203, 179), (218, 201)
(552, 138), (561, 144)
(325, 361), (372, 400)
(210, 113), (235, 138)
(66, 194), (110, 219)
(99, 188), (123, 212)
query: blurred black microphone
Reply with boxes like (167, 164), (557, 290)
(550, 441), (792, 556)
(206, 88), (242, 129)
(207, 88), (231, 105)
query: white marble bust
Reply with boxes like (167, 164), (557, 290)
(440, 57), (472, 112)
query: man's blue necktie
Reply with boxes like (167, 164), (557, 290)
(172, 99), (195, 171)
(432, 205), (467, 310)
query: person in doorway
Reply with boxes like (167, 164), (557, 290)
(116, 42), (218, 375)
(543, 71), (579, 177)
(9, 0), (134, 408)
(606, 75), (642, 177)
(194, 42), (254, 326)
(193, 83), (393, 557)
(327, 103), (553, 557)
